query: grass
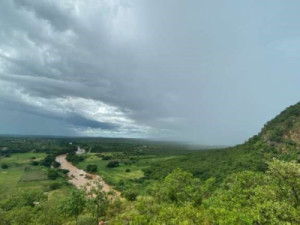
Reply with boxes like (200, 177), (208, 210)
(0, 152), (46, 166)
(0, 152), (71, 193)
(20, 169), (48, 182)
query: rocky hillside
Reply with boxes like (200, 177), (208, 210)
(254, 102), (300, 161)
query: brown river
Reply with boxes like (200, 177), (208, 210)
(55, 154), (120, 195)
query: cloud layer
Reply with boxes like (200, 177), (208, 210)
(1, 0), (300, 145)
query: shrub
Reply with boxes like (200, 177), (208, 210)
(52, 161), (61, 168)
(123, 189), (138, 201)
(59, 169), (69, 174)
(86, 164), (97, 173)
(41, 155), (56, 167)
(1, 164), (8, 169)
(125, 168), (130, 173)
(106, 161), (119, 168)
(47, 169), (58, 180)
(49, 182), (61, 190)
(31, 161), (39, 166)
(66, 153), (84, 164)
(118, 179), (125, 186)
(102, 155), (113, 160)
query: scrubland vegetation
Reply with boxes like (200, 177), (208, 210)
(1, 102), (300, 224)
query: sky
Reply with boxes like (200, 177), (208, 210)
(0, 0), (300, 145)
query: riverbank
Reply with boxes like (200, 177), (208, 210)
(55, 154), (120, 195)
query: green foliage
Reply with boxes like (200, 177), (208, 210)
(59, 168), (69, 174)
(205, 160), (300, 224)
(1, 164), (8, 169)
(85, 179), (110, 225)
(86, 164), (98, 173)
(102, 155), (113, 160)
(66, 152), (84, 164)
(41, 154), (56, 167)
(123, 189), (138, 201)
(30, 161), (39, 166)
(267, 159), (300, 206)
(59, 189), (86, 225)
(106, 160), (119, 168)
(108, 160), (300, 224)
(77, 215), (94, 225)
(150, 169), (215, 206)
(52, 161), (61, 168)
(49, 182), (61, 190)
(47, 169), (59, 180)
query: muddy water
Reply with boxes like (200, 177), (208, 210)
(55, 154), (120, 195)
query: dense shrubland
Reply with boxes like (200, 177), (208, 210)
(109, 159), (300, 224)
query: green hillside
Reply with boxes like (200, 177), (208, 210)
(144, 102), (300, 183)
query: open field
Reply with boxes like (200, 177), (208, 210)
(0, 152), (70, 192)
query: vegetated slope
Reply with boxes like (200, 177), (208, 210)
(259, 101), (300, 160)
(145, 102), (300, 182)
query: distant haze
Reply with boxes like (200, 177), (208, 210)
(0, 0), (300, 145)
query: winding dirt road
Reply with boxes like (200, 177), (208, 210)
(55, 154), (120, 195)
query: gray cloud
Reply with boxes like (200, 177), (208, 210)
(1, 0), (300, 145)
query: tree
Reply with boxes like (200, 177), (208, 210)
(267, 159), (300, 206)
(205, 161), (300, 225)
(59, 189), (86, 225)
(36, 200), (64, 225)
(150, 168), (215, 206)
(85, 180), (110, 225)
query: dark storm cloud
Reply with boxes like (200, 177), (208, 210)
(67, 114), (118, 130)
(1, 0), (300, 144)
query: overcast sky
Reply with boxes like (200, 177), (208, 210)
(0, 0), (300, 145)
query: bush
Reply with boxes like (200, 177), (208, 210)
(31, 161), (39, 166)
(86, 164), (97, 173)
(47, 169), (58, 180)
(41, 155), (56, 167)
(102, 155), (113, 160)
(66, 153), (84, 164)
(59, 169), (69, 174)
(125, 168), (130, 173)
(106, 161), (119, 168)
(1, 163), (8, 169)
(123, 189), (138, 201)
(118, 179), (125, 186)
(52, 161), (61, 168)
(49, 182), (61, 190)
(1, 164), (8, 169)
